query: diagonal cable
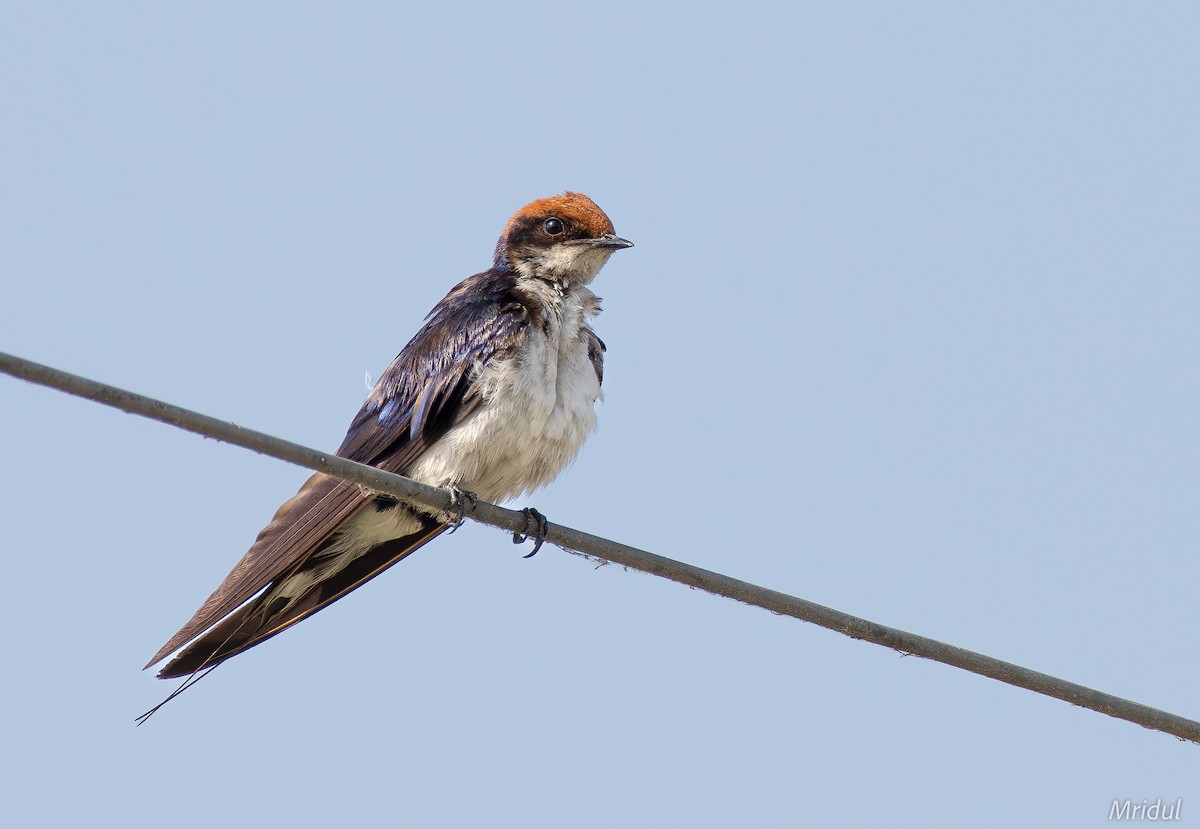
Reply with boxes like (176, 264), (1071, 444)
(2, 349), (1197, 744)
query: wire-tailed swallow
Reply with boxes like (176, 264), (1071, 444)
(145, 192), (632, 683)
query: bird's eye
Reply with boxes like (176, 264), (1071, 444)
(543, 218), (565, 236)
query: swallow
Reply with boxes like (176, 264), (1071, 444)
(145, 192), (632, 685)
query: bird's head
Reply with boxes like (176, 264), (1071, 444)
(494, 192), (633, 287)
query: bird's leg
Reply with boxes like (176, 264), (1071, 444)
(513, 507), (549, 558)
(443, 482), (477, 533)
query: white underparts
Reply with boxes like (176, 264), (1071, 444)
(406, 281), (604, 504)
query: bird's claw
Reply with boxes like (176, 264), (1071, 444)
(444, 483), (477, 533)
(513, 507), (548, 558)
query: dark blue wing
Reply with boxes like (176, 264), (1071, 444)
(337, 276), (531, 471)
(147, 271), (530, 668)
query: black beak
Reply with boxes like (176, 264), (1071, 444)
(588, 234), (634, 250)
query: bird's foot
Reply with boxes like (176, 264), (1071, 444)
(513, 507), (549, 558)
(443, 483), (478, 533)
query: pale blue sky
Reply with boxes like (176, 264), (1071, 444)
(2, 3), (1198, 826)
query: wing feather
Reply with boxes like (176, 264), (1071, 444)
(147, 271), (531, 669)
(156, 519), (449, 678)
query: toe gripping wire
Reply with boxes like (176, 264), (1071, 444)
(513, 507), (548, 558)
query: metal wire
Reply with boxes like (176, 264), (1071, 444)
(3, 349), (1197, 744)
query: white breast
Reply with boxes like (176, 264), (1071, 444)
(406, 285), (603, 504)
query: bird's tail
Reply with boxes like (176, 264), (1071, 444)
(156, 517), (448, 679)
